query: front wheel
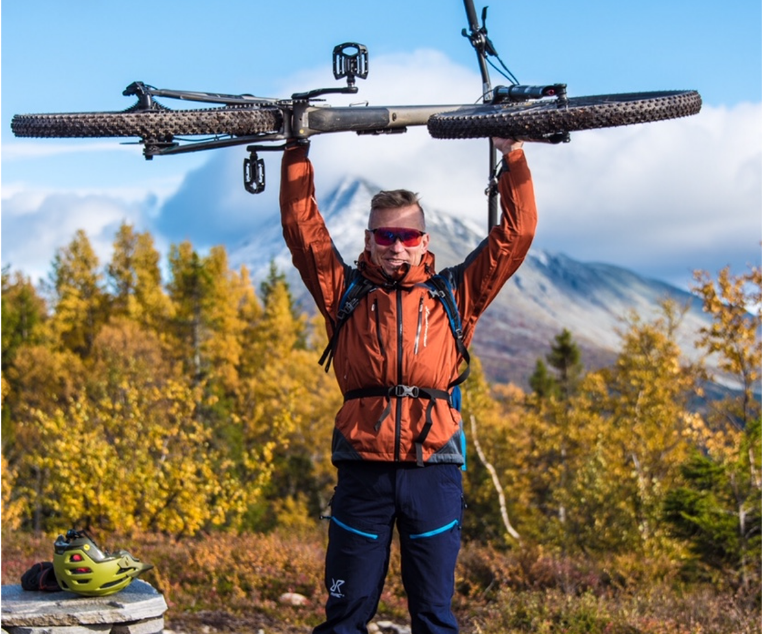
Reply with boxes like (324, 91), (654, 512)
(11, 106), (283, 140)
(427, 90), (702, 140)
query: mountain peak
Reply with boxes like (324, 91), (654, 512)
(322, 176), (379, 221)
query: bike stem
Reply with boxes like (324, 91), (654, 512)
(462, 0), (499, 230)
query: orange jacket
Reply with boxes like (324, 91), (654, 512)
(280, 144), (537, 465)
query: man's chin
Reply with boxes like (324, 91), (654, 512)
(384, 263), (408, 279)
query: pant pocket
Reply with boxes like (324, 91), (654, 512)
(409, 518), (460, 540)
(331, 516), (380, 540)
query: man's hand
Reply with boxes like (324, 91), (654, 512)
(492, 137), (523, 155)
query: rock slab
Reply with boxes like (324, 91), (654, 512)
(1, 581), (167, 634)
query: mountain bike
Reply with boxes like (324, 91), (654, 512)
(10, 0), (701, 222)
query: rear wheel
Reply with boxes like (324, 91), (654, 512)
(427, 90), (702, 140)
(11, 105), (283, 140)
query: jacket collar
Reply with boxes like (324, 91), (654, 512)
(356, 251), (437, 287)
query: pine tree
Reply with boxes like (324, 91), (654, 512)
(528, 358), (559, 399)
(663, 446), (761, 587)
(546, 328), (584, 398)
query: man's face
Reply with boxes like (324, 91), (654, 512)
(365, 204), (430, 279)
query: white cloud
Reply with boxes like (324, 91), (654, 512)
(1, 191), (158, 284)
(3, 141), (138, 161)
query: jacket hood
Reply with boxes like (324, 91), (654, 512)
(356, 250), (438, 287)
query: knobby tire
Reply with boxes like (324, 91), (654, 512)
(426, 90), (702, 140)
(10, 106), (283, 140)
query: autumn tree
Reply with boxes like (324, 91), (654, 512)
(664, 264), (762, 588)
(166, 241), (213, 383)
(1, 268), (49, 442)
(260, 260), (307, 349)
(523, 329), (586, 549)
(2, 268), (48, 368)
(49, 229), (107, 357)
(458, 359), (532, 544)
(237, 274), (340, 531)
(598, 301), (701, 550)
(107, 223), (173, 332)
(692, 264), (761, 436)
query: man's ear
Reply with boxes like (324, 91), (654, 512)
(364, 229), (372, 252)
(421, 233), (430, 253)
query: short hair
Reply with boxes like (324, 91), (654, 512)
(369, 189), (425, 229)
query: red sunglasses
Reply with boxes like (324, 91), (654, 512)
(369, 227), (426, 247)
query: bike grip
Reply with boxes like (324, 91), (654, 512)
(492, 84), (566, 102)
(463, 0), (481, 31)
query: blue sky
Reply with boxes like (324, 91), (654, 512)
(2, 0), (761, 290)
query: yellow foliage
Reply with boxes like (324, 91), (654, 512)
(691, 264), (761, 465)
(1, 453), (24, 530)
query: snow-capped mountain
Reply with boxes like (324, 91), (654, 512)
(230, 177), (713, 387)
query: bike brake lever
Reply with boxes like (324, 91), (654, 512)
(291, 86), (359, 101)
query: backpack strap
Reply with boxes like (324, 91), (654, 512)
(319, 268), (377, 372)
(424, 274), (470, 388)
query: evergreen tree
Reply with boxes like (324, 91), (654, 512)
(528, 358), (559, 399)
(663, 442), (761, 587)
(546, 328), (584, 398)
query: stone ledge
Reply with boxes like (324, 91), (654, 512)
(1, 581), (167, 630)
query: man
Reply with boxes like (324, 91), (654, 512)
(279, 136), (537, 634)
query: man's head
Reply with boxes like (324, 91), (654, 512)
(365, 189), (430, 279)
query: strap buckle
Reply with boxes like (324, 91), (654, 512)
(393, 384), (420, 398)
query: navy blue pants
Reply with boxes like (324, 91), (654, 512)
(313, 462), (464, 634)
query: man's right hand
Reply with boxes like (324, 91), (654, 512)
(493, 137), (523, 155)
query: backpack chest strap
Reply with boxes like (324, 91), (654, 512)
(344, 384), (453, 466)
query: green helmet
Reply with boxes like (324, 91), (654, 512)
(53, 529), (153, 597)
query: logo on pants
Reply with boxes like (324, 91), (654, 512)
(330, 578), (345, 598)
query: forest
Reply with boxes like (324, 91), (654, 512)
(1, 223), (760, 633)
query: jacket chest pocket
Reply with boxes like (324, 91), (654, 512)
(337, 294), (390, 382)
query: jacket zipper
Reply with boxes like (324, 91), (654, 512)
(395, 288), (403, 462)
